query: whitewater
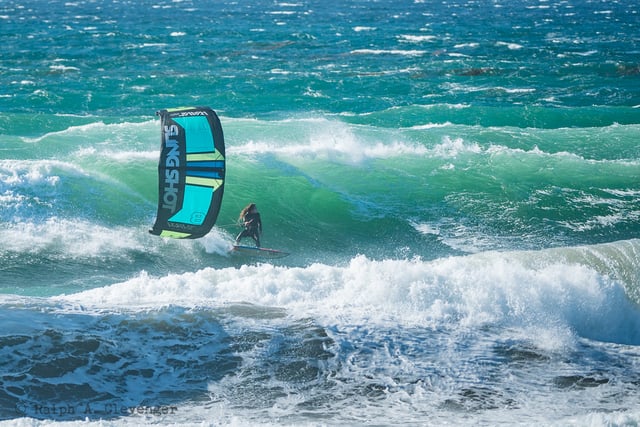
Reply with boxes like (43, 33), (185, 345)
(1, 0), (640, 425)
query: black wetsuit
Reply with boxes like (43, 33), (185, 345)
(236, 212), (262, 247)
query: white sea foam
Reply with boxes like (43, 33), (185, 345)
(0, 218), (147, 257)
(409, 122), (453, 129)
(0, 159), (70, 188)
(49, 64), (80, 72)
(398, 34), (437, 43)
(59, 240), (640, 345)
(350, 49), (426, 57)
(453, 42), (479, 48)
(496, 41), (524, 50)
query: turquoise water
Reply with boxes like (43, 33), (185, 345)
(1, 0), (640, 425)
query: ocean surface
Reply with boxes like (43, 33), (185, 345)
(1, 0), (640, 425)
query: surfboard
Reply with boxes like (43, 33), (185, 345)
(232, 245), (290, 259)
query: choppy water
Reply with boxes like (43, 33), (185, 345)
(1, 0), (640, 425)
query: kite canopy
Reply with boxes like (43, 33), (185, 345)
(150, 107), (225, 239)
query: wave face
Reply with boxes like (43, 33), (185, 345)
(1, 0), (640, 425)
(1, 117), (638, 285)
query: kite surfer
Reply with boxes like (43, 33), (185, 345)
(235, 203), (263, 247)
